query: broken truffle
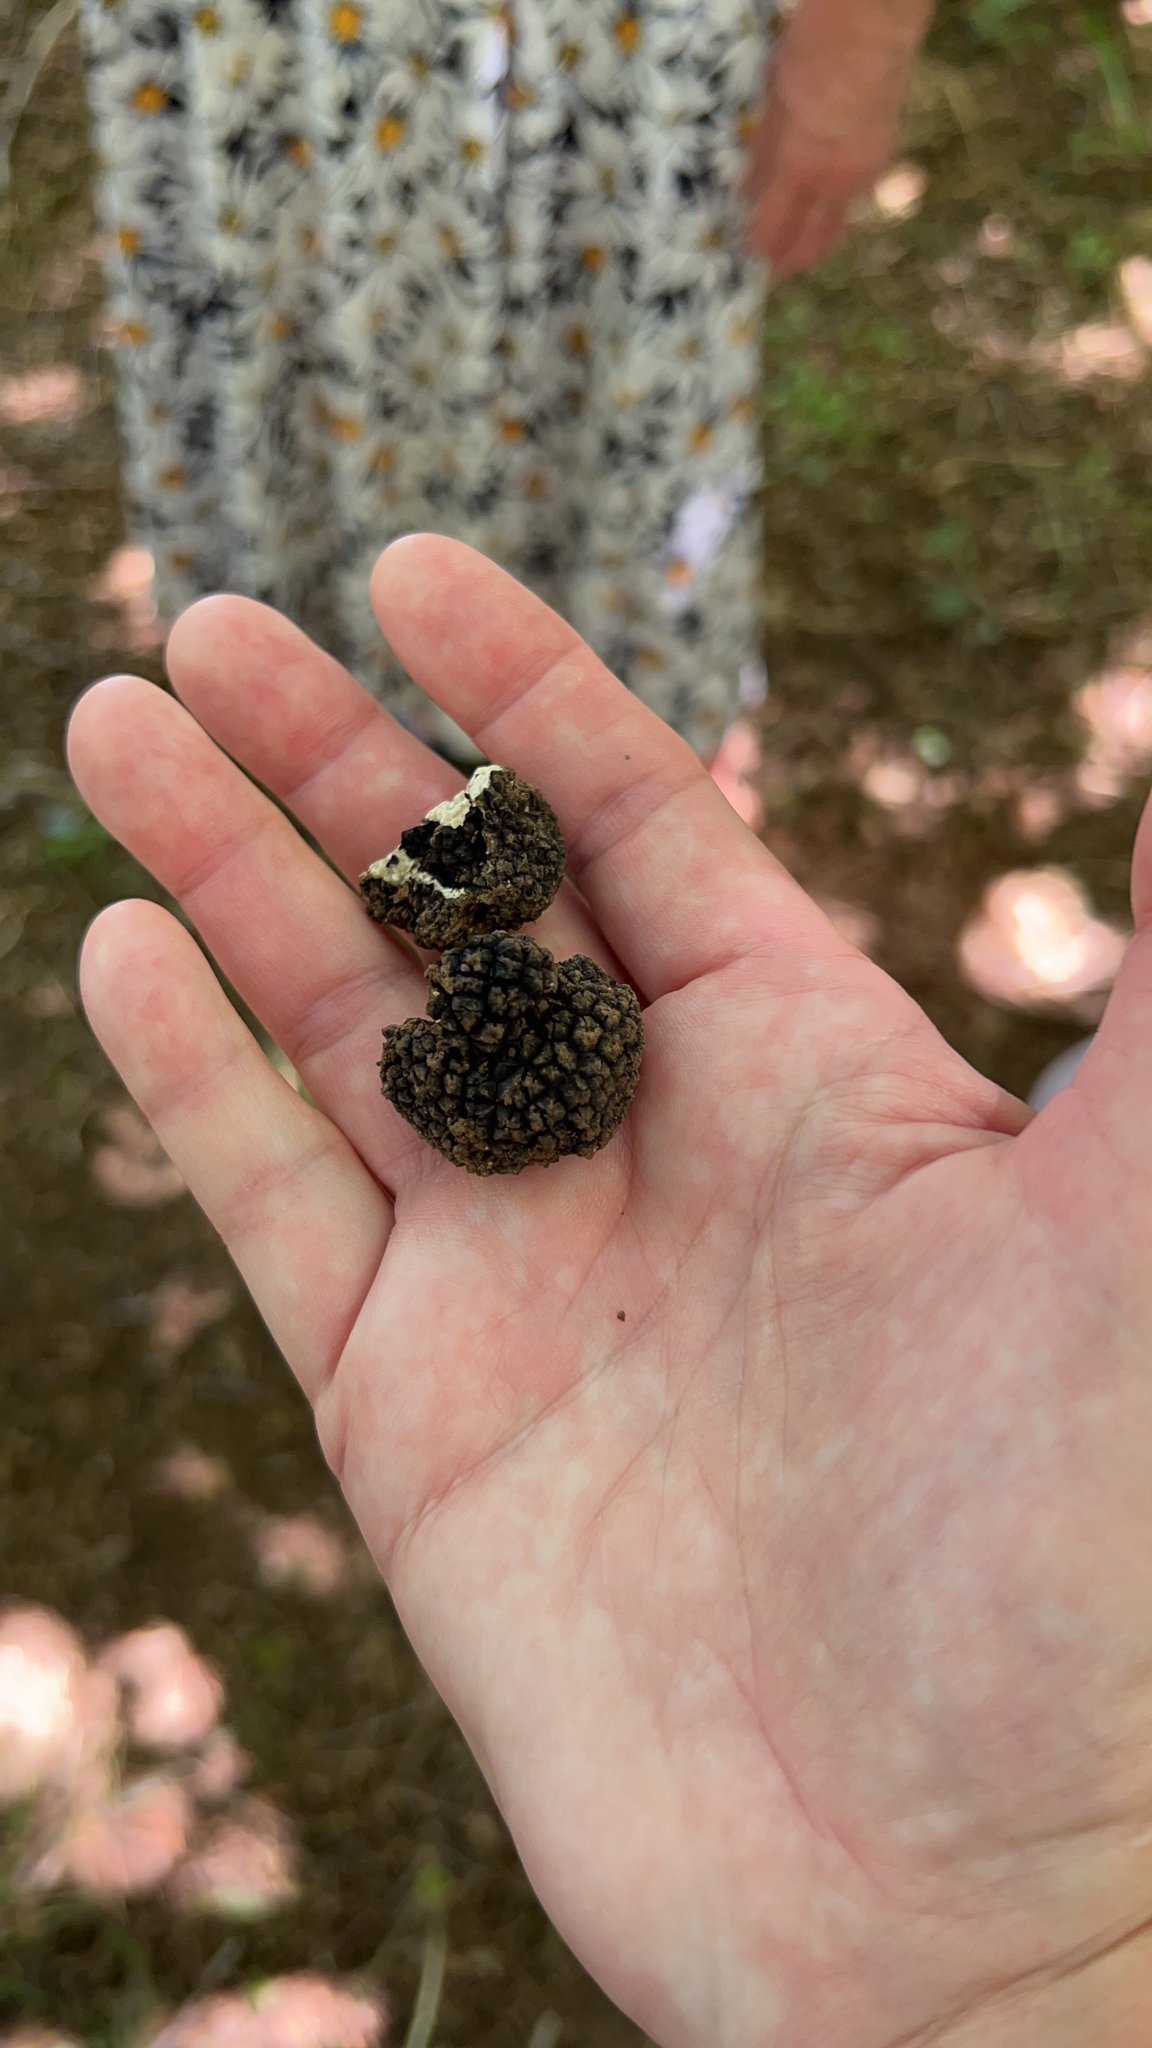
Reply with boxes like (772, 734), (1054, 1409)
(380, 932), (643, 1175)
(359, 765), (567, 950)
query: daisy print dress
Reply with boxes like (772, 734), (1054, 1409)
(79, 0), (777, 755)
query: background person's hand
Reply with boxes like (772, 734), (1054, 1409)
(69, 538), (1152, 2048)
(746, 0), (932, 280)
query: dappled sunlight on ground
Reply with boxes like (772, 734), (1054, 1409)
(847, 732), (963, 836)
(797, 618), (1152, 873)
(147, 1446), (361, 1601)
(149, 1974), (387, 2048)
(872, 164), (927, 223)
(193, 1728), (252, 1803)
(1072, 661), (1152, 803)
(100, 1623), (223, 1750)
(922, 234), (1152, 393)
(152, 1446), (235, 1503)
(145, 1273), (235, 1361)
(90, 1101), (188, 1207)
(1118, 255), (1152, 344)
(977, 213), (1015, 260)
(0, 2029), (82, 2048)
(859, 750), (926, 812)
(958, 867), (1128, 1011)
(168, 1800), (299, 1920)
(0, 366), (88, 425)
(89, 543), (165, 652)
(2, 1604), (296, 1916)
(1014, 781), (1068, 843)
(0, 1607), (116, 1805)
(1055, 319), (1145, 385)
(0, 1976), (386, 2048)
(708, 718), (764, 830)
(252, 1515), (350, 1599)
(27, 1771), (192, 1896)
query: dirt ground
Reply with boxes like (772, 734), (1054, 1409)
(1, 1), (1151, 2042)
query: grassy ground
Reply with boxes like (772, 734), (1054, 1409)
(1, 0), (1150, 2041)
(760, 0), (1152, 1094)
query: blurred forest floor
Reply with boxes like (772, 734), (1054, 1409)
(1, 1), (1151, 2044)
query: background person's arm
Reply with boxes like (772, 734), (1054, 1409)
(748, 0), (934, 278)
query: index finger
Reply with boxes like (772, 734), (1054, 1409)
(371, 536), (830, 999)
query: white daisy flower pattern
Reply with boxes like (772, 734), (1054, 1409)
(79, 0), (776, 753)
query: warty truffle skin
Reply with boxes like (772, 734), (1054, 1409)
(359, 765), (567, 950)
(379, 932), (644, 1176)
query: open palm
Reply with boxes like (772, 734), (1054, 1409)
(70, 538), (1152, 2048)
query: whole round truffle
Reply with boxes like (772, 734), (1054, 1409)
(359, 765), (567, 950)
(379, 933), (643, 1175)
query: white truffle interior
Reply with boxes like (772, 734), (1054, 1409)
(425, 762), (498, 828)
(363, 764), (503, 898)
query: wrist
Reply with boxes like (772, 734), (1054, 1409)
(770, 0), (927, 145)
(780, 0), (934, 61)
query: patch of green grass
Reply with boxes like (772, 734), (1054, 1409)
(36, 801), (112, 871)
(968, 0), (1049, 50)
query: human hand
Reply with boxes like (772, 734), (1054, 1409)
(747, 0), (929, 280)
(69, 538), (1152, 2047)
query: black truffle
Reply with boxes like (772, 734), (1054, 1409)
(380, 933), (643, 1176)
(360, 765), (567, 950)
